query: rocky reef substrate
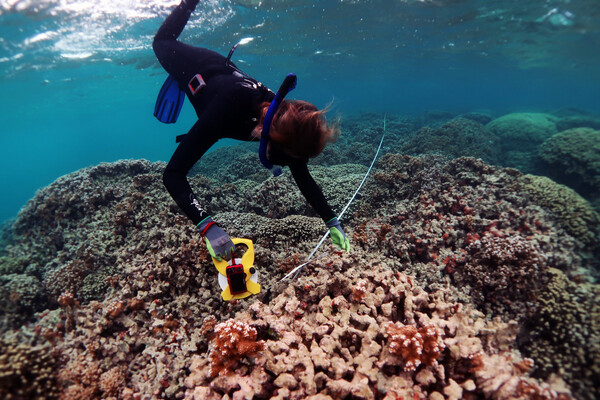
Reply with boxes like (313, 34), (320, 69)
(1, 113), (599, 400)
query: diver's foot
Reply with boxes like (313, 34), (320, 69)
(182, 0), (200, 8)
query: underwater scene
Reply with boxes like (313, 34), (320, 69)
(1, 0), (599, 399)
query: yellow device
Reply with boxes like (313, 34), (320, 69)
(212, 238), (261, 301)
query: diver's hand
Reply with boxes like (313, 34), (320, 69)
(198, 217), (235, 260)
(326, 217), (350, 252)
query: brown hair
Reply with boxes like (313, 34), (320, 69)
(253, 100), (339, 159)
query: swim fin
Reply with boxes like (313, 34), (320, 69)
(154, 75), (185, 124)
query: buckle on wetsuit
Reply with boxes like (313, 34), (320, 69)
(188, 74), (206, 95)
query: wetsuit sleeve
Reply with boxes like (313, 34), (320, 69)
(289, 162), (336, 223)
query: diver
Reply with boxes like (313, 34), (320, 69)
(153, 0), (350, 261)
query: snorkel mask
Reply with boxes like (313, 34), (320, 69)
(259, 73), (297, 176)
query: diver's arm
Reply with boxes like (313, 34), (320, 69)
(290, 162), (350, 251)
(162, 118), (217, 226)
(162, 94), (232, 225)
(162, 110), (236, 260)
(289, 161), (336, 223)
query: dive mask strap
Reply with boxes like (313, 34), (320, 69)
(259, 73), (297, 177)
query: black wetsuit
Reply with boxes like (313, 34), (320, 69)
(153, 1), (335, 226)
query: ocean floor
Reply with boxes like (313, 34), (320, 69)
(0, 110), (599, 399)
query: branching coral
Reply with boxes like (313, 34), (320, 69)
(386, 322), (445, 371)
(57, 354), (102, 399)
(208, 319), (265, 377)
(99, 366), (126, 397)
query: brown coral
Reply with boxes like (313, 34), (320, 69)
(523, 268), (600, 400)
(539, 127), (600, 197)
(471, 353), (573, 400)
(0, 339), (58, 400)
(99, 366), (126, 396)
(454, 231), (549, 320)
(105, 300), (125, 319)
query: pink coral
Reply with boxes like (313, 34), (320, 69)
(386, 322), (445, 371)
(388, 324), (423, 371)
(351, 278), (368, 302)
(208, 319), (264, 377)
(471, 353), (573, 400)
(99, 366), (126, 396)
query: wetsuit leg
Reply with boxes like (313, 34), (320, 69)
(154, 0), (197, 43)
(153, 1), (233, 88)
(152, 0), (201, 84)
(155, 1), (216, 225)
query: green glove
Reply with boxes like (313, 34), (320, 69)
(326, 217), (350, 252)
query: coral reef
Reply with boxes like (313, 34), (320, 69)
(400, 117), (500, 165)
(452, 232), (549, 319)
(0, 138), (598, 399)
(486, 112), (558, 172)
(0, 273), (45, 328)
(415, 110), (456, 128)
(487, 112), (558, 146)
(314, 113), (414, 168)
(0, 219), (14, 256)
(385, 322), (445, 372)
(191, 143), (270, 184)
(523, 268), (600, 400)
(354, 154), (596, 282)
(183, 259), (573, 399)
(208, 319), (264, 377)
(0, 337), (58, 399)
(459, 111), (493, 125)
(517, 174), (600, 249)
(539, 127), (600, 198)
(552, 107), (600, 131)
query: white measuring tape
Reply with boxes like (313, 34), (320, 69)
(278, 115), (387, 282)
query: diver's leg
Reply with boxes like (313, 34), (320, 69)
(154, 0), (199, 43)
(153, 0), (218, 82)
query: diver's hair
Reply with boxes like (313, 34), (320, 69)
(253, 100), (339, 159)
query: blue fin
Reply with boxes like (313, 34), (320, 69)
(154, 75), (185, 124)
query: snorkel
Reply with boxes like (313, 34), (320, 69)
(226, 37), (254, 64)
(259, 73), (297, 176)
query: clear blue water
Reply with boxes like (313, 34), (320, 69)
(1, 0), (599, 223)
